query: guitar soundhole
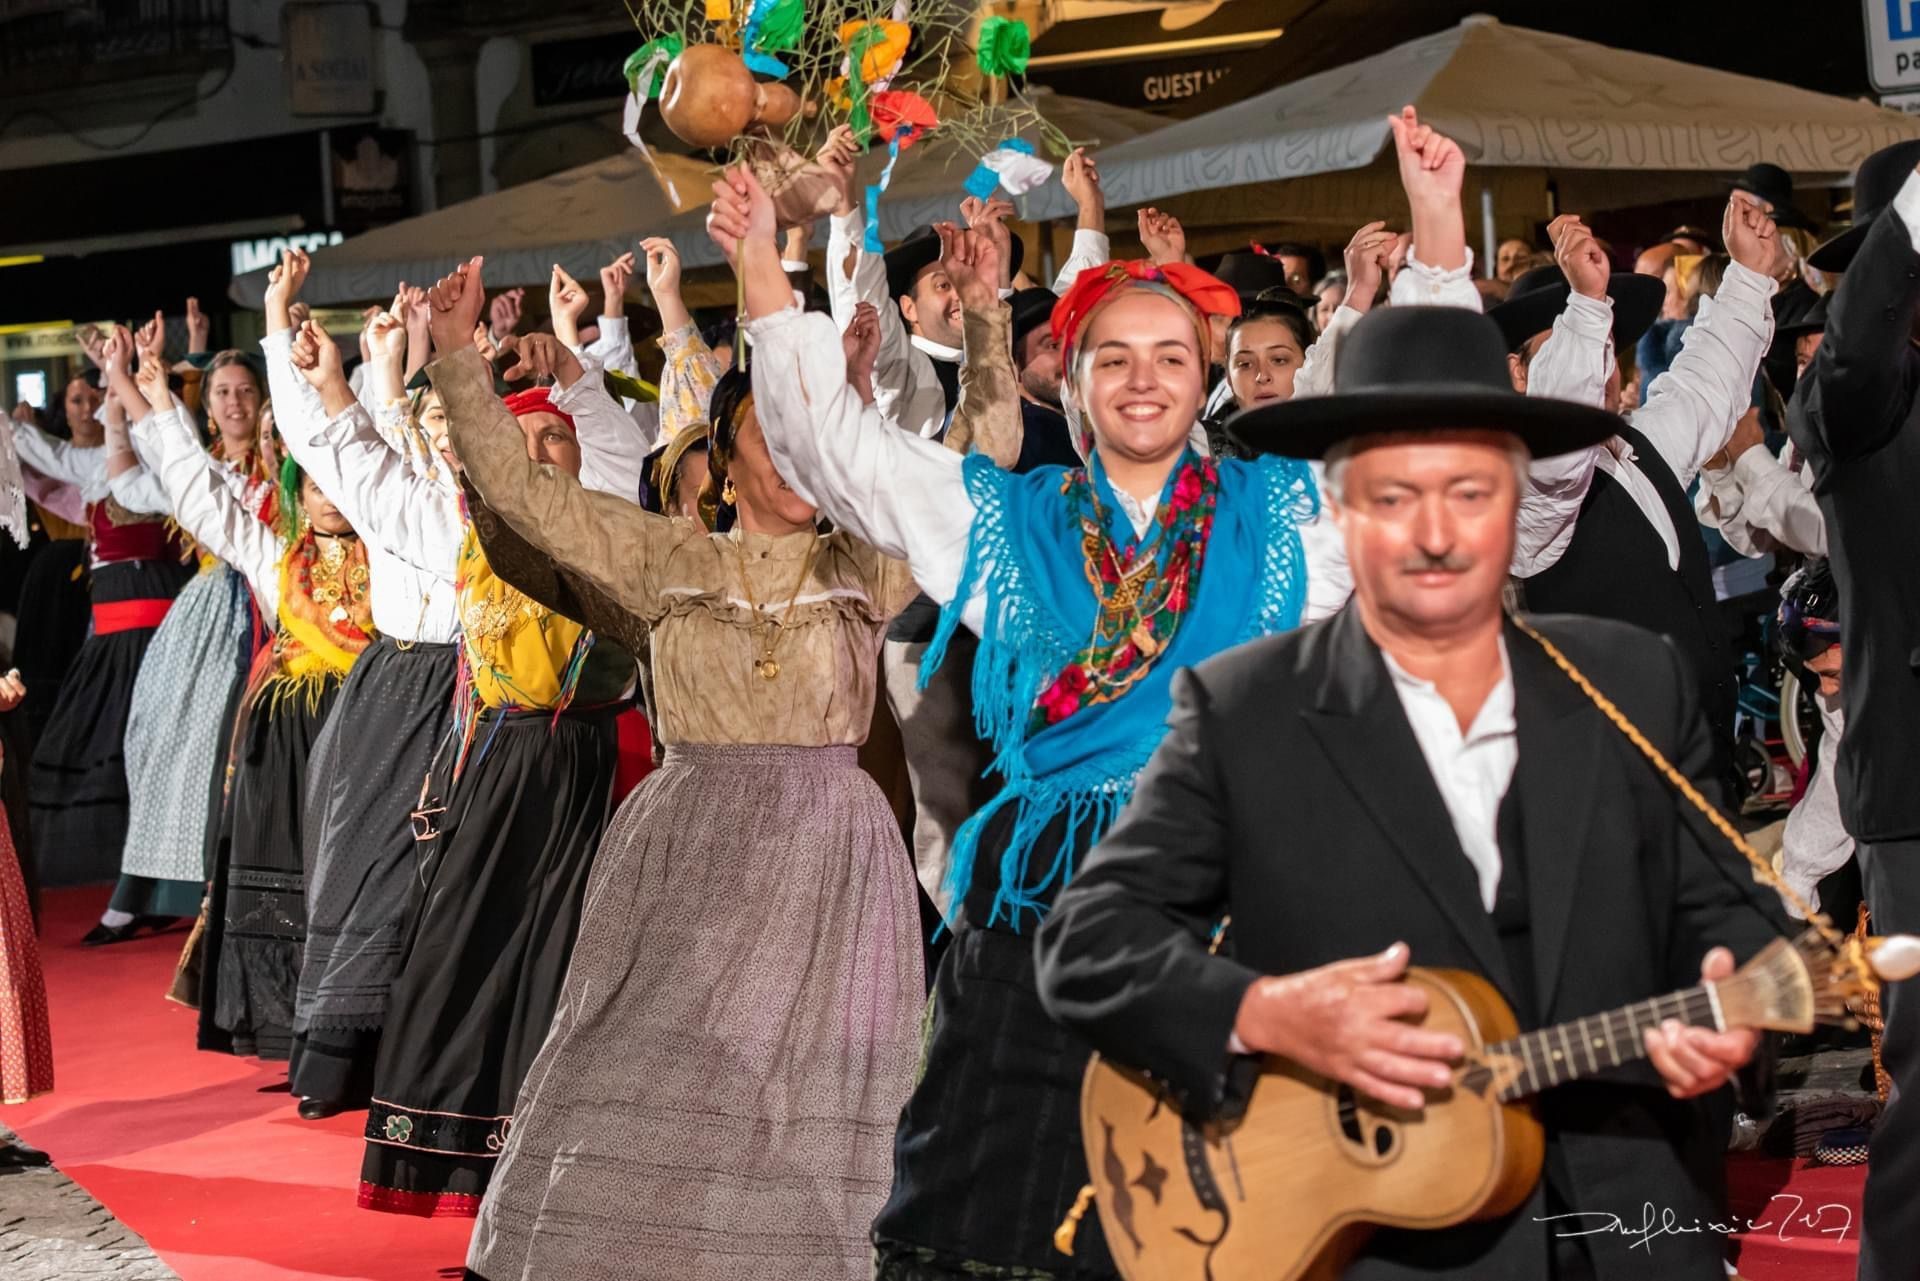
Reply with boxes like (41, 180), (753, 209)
(1337, 1086), (1365, 1146)
(1332, 1084), (1399, 1167)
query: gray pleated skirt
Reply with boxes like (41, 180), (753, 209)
(467, 742), (924, 1281)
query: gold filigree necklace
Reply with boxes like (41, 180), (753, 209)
(729, 531), (820, 681)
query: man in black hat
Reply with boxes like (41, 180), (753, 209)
(1006, 286), (1080, 470)
(1038, 303), (1782, 1281)
(820, 139), (1111, 442)
(1786, 136), (1920, 1281)
(1494, 198), (1785, 771)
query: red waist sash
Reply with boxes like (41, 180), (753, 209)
(93, 598), (174, 635)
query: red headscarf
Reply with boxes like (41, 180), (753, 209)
(501, 386), (577, 433)
(1050, 260), (1242, 362)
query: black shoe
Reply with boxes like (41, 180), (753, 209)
(297, 1097), (342, 1120)
(0, 1141), (51, 1176)
(79, 914), (177, 946)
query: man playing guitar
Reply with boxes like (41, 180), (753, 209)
(1035, 303), (1787, 1281)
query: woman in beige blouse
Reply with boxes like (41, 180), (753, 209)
(422, 242), (1010, 1279)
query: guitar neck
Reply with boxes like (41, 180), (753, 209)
(1484, 984), (1720, 1100)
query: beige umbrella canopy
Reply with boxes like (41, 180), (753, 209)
(1074, 13), (1920, 246)
(227, 88), (1165, 308)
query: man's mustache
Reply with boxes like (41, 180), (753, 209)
(1402, 551), (1474, 573)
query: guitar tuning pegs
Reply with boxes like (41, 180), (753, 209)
(1866, 935), (1920, 983)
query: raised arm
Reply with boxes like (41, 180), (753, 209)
(501, 334), (655, 498)
(937, 224), (1022, 467)
(1797, 169), (1920, 464)
(1053, 148), (1113, 293)
(427, 257), (681, 624)
(714, 163), (979, 617)
(585, 251), (642, 382)
(1695, 426), (1827, 558)
(129, 354), (283, 610)
(269, 306), (462, 574)
(11, 420), (104, 493)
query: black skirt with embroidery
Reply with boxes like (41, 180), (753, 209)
(358, 702), (619, 1217)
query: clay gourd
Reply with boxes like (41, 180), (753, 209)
(659, 44), (803, 148)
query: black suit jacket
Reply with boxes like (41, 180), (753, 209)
(1787, 203), (1920, 842)
(1035, 606), (1784, 1281)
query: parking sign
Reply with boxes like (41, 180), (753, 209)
(1867, 0), (1920, 90)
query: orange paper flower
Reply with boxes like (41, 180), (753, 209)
(838, 18), (910, 83)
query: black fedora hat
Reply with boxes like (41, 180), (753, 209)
(1730, 162), (1813, 230)
(1775, 292), (1829, 342)
(1487, 264), (1665, 352)
(1810, 139), (1920, 271)
(1226, 306), (1624, 461)
(1009, 287), (1057, 355)
(885, 224), (1025, 302)
(1212, 250), (1295, 302)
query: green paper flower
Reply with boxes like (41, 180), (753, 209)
(975, 16), (1031, 78)
(754, 0), (803, 54)
(623, 34), (685, 101)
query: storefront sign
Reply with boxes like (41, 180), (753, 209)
(328, 126), (413, 230)
(285, 1), (377, 116)
(230, 231), (344, 278)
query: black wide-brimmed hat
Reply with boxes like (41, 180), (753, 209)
(1211, 250), (1297, 304)
(1810, 139), (1920, 271)
(885, 224), (1025, 302)
(1009, 287), (1057, 354)
(1775, 292), (1830, 341)
(1730, 162), (1813, 230)
(1487, 264), (1665, 352)
(1226, 306), (1624, 461)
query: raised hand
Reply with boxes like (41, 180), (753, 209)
(599, 251), (635, 317)
(426, 256), (487, 357)
(0, 669), (24, 715)
(1723, 191), (1787, 280)
(549, 263), (591, 349)
(134, 352), (172, 414)
(1061, 147), (1104, 231)
(100, 324), (134, 378)
(1233, 943), (1464, 1112)
(363, 309), (402, 361)
(1136, 207), (1187, 267)
(134, 309), (166, 362)
(75, 324), (107, 370)
(639, 237), (691, 333)
(959, 195), (1015, 290)
(1547, 214), (1611, 301)
(185, 297), (209, 354)
(1387, 105), (1465, 207)
(841, 301), (880, 400)
(1342, 220), (1395, 314)
(474, 322), (501, 366)
(815, 123), (860, 219)
(288, 318), (345, 393)
(488, 286), (525, 339)
(936, 221), (1002, 311)
(707, 163), (777, 266)
(264, 249), (311, 334)
(502, 331), (586, 389)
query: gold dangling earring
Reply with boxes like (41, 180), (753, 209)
(721, 476), (737, 506)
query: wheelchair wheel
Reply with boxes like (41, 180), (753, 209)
(1780, 668), (1815, 769)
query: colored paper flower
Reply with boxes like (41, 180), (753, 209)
(871, 90), (938, 146)
(839, 19), (911, 83)
(975, 16), (1031, 78)
(623, 35), (685, 100)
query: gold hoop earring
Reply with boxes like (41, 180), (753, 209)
(721, 477), (738, 506)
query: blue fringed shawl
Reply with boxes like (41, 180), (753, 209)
(921, 450), (1317, 931)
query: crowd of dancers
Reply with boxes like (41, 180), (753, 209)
(0, 101), (1910, 1281)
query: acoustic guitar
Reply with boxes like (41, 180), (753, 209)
(1076, 928), (1920, 1281)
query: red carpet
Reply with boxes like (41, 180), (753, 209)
(1728, 1152), (1864, 1281)
(7, 887), (474, 1280)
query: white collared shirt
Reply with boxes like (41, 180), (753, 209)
(1516, 261), (1778, 577)
(1381, 640), (1518, 912)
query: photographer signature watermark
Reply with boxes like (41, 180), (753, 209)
(1537, 1195), (1854, 1251)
